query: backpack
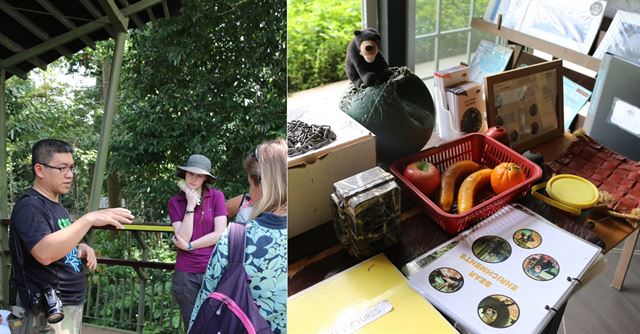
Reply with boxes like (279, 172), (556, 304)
(190, 223), (273, 334)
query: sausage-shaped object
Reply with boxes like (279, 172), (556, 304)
(439, 160), (481, 212)
(457, 169), (493, 214)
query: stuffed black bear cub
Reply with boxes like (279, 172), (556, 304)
(345, 28), (393, 88)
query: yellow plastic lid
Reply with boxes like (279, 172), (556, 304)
(546, 174), (599, 209)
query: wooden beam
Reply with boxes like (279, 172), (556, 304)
(162, 0), (170, 19)
(79, 0), (103, 18)
(121, 0), (164, 17)
(146, 8), (157, 24)
(118, 0), (145, 29)
(0, 69), (7, 220)
(0, 0), (73, 58)
(0, 19), (108, 69)
(6, 66), (28, 79)
(0, 0), (163, 69)
(96, 257), (174, 270)
(0, 68), (7, 309)
(114, 0), (164, 25)
(0, 33), (48, 70)
(35, 0), (96, 50)
(98, 0), (129, 33)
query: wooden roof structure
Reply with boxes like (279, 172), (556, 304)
(0, 0), (182, 79)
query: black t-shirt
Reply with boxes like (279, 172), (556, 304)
(9, 188), (85, 305)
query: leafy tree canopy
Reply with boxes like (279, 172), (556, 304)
(287, 0), (361, 92)
(5, 69), (101, 214)
(111, 0), (286, 222)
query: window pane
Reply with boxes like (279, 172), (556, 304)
(415, 36), (436, 79)
(438, 31), (469, 60)
(441, 0), (471, 31)
(415, 29), (494, 80)
(475, 0), (490, 17)
(416, 0), (437, 35)
(415, 0), (492, 78)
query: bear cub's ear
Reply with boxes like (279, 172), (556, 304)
(354, 30), (362, 36)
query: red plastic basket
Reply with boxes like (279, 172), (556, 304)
(390, 133), (542, 234)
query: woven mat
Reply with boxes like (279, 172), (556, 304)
(545, 133), (640, 214)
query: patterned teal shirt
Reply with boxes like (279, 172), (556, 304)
(189, 212), (288, 333)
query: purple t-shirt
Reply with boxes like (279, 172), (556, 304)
(168, 187), (227, 273)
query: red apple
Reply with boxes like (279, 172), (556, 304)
(485, 126), (510, 146)
(403, 161), (441, 196)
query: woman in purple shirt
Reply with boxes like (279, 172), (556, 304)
(167, 154), (227, 329)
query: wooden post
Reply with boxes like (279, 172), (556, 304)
(0, 68), (9, 307)
(87, 29), (127, 213)
(611, 229), (639, 290)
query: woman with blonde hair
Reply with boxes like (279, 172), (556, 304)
(190, 139), (287, 333)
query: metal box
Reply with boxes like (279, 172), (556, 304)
(330, 167), (401, 258)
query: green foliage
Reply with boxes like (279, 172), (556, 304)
(5, 71), (101, 214)
(287, 0), (361, 92)
(112, 0), (287, 222)
(84, 268), (182, 333)
(65, 39), (116, 79)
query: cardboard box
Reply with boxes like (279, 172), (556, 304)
(288, 106), (376, 238)
(445, 80), (485, 133)
(434, 64), (469, 110)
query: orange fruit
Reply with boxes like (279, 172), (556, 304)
(491, 162), (526, 194)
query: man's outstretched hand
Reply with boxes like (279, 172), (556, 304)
(83, 208), (134, 229)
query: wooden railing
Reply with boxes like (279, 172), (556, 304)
(84, 264), (182, 333)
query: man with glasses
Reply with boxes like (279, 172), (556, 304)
(8, 139), (133, 334)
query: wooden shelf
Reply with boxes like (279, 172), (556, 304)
(471, 17), (601, 72)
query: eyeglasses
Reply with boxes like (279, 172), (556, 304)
(38, 162), (77, 174)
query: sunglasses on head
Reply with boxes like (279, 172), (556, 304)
(251, 147), (261, 183)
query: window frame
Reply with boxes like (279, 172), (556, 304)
(411, 0), (479, 80)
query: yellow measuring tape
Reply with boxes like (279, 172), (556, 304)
(119, 224), (174, 232)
